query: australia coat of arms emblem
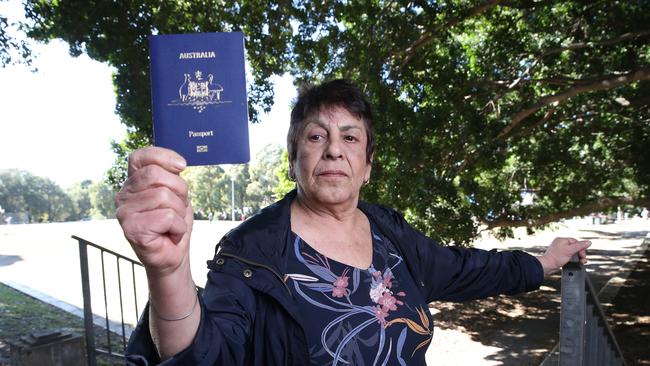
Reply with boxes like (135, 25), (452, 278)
(169, 70), (230, 112)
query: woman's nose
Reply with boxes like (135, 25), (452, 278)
(323, 137), (343, 160)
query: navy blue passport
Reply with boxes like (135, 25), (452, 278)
(149, 32), (250, 165)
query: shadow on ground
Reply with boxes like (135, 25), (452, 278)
(0, 255), (22, 267)
(430, 234), (648, 365)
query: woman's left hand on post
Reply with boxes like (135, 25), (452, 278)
(537, 237), (591, 275)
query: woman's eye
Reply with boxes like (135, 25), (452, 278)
(344, 135), (357, 142)
(309, 135), (323, 141)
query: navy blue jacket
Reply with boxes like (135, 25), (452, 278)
(126, 190), (543, 365)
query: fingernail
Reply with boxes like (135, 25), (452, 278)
(173, 157), (187, 170)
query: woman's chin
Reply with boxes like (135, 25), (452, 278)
(305, 185), (359, 207)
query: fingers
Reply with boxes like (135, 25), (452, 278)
(576, 241), (591, 264)
(120, 164), (189, 204)
(137, 209), (189, 245)
(128, 146), (186, 176)
(578, 248), (588, 264)
(543, 237), (593, 273)
(571, 239), (591, 256)
(119, 209), (190, 275)
(117, 186), (188, 219)
(554, 237), (591, 264)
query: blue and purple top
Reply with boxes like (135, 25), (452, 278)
(286, 225), (433, 365)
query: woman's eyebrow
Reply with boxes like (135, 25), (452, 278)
(305, 119), (362, 132)
(339, 125), (362, 132)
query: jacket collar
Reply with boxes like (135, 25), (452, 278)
(216, 189), (391, 277)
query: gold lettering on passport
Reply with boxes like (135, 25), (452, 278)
(189, 130), (214, 138)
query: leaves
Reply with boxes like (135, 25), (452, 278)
(12, 0), (650, 244)
(0, 169), (114, 222)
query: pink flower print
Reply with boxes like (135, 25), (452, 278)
(396, 291), (406, 297)
(382, 273), (393, 289)
(374, 305), (389, 325)
(332, 286), (347, 298)
(378, 292), (398, 311)
(331, 275), (349, 298)
(333, 276), (349, 288)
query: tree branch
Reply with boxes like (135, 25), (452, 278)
(495, 67), (650, 140)
(539, 29), (650, 59)
(503, 106), (557, 140)
(482, 196), (650, 229)
(476, 30), (650, 111)
(499, 0), (557, 10)
(392, 0), (505, 72)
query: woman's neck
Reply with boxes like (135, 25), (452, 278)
(292, 192), (359, 225)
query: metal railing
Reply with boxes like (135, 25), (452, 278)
(74, 235), (146, 366)
(541, 256), (626, 365)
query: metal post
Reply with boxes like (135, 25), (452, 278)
(78, 239), (97, 366)
(559, 257), (586, 365)
(231, 176), (235, 221)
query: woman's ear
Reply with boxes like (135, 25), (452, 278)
(364, 154), (373, 184)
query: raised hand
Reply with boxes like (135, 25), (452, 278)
(115, 146), (193, 277)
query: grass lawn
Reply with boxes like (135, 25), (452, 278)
(0, 283), (126, 365)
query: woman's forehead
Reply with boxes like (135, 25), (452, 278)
(304, 106), (365, 130)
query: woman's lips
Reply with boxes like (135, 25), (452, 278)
(317, 170), (347, 177)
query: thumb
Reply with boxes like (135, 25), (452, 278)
(573, 240), (592, 253)
(574, 240), (591, 263)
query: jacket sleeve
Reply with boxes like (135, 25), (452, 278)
(386, 208), (544, 303)
(125, 270), (256, 366)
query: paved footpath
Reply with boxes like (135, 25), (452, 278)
(0, 217), (647, 364)
(428, 218), (649, 365)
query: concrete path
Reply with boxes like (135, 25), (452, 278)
(0, 217), (647, 364)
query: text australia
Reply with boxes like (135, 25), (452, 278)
(179, 51), (216, 59)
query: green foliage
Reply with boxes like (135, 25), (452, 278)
(66, 179), (93, 220)
(0, 170), (116, 223)
(106, 129), (150, 191)
(183, 144), (285, 219)
(228, 163), (251, 218)
(274, 149), (295, 199)
(183, 165), (231, 220)
(0, 169), (74, 222)
(0, 4), (33, 68)
(88, 180), (116, 219)
(245, 144), (284, 213)
(15, 0), (650, 244)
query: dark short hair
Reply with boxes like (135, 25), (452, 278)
(287, 79), (375, 165)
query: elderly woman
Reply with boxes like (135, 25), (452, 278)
(117, 79), (590, 365)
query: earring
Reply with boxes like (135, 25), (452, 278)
(288, 168), (296, 182)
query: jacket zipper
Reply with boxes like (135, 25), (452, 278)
(216, 252), (293, 295)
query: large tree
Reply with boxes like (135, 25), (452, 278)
(246, 144), (284, 213)
(183, 165), (231, 220)
(66, 179), (93, 220)
(0, 169), (75, 222)
(15, 0), (650, 244)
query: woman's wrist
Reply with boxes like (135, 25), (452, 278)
(146, 260), (197, 317)
(536, 255), (557, 276)
(150, 284), (198, 321)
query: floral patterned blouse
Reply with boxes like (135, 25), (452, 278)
(286, 225), (433, 365)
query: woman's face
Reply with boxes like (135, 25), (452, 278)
(292, 106), (372, 208)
